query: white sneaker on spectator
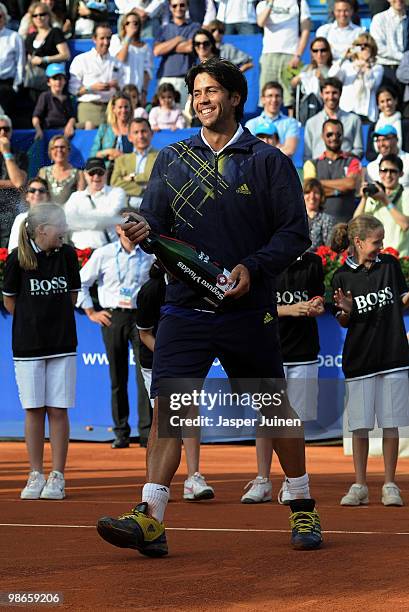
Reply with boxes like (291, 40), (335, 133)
(382, 483), (403, 506)
(241, 477), (272, 503)
(40, 471), (66, 500)
(277, 480), (292, 505)
(340, 483), (369, 506)
(20, 471), (46, 500)
(183, 472), (214, 500)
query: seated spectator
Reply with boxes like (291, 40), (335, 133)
(373, 86), (403, 148)
(365, 125), (409, 189)
(24, 2), (70, 104)
(149, 82), (186, 131)
(396, 50), (409, 119)
(192, 27), (218, 64)
(0, 2), (25, 121)
(245, 81), (299, 157)
(303, 177), (334, 251)
(32, 63), (75, 140)
(19, 0), (71, 38)
(328, 33), (383, 123)
(71, 0), (109, 39)
(111, 118), (158, 209)
(110, 11), (153, 107)
(8, 176), (50, 250)
(38, 135), (85, 205)
(304, 77), (363, 161)
(216, 0), (258, 34)
(69, 23), (125, 129)
(154, 0), (200, 108)
(254, 121), (280, 147)
(90, 92), (133, 172)
(256, 0), (311, 113)
(316, 0), (365, 61)
(370, 0), (407, 94)
(304, 118), (361, 223)
(64, 157), (126, 249)
(205, 19), (253, 73)
(291, 37), (333, 99)
(114, 0), (166, 39)
(0, 114), (28, 247)
(354, 153), (409, 255)
(122, 83), (148, 119)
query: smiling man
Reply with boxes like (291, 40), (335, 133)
(96, 58), (323, 556)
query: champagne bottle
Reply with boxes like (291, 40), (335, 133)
(140, 232), (234, 308)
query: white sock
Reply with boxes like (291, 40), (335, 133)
(142, 483), (170, 522)
(285, 473), (310, 500)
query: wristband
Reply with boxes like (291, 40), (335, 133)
(333, 189), (340, 197)
(3, 152), (14, 160)
(44, 56), (49, 64)
(387, 203), (395, 210)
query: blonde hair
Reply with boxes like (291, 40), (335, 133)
(119, 10), (142, 41)
(106, 92), (132, 129)
(351, 32), (378, 61)
(48, 134), (70, 158)
(331, 214), (383, 254)
(29, 1), (52, 29)
(18, 204), (65, 271)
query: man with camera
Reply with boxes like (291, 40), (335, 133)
(354, 153), (409, 256)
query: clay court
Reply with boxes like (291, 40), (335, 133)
(1, 442), (409, 611)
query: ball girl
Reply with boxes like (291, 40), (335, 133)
(2, 204), (81, 500)
(148, 83), (186, 132)
(241, 252), (325, 504)
(331, 214), (409, 507)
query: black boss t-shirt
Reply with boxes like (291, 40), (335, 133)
(276, 252), (325, 364)
(136, 274), (166, 369)
(332, 254), (409, 379)
(3, 245), (81, 359)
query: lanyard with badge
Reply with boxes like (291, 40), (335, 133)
(116, 248), (134, 309)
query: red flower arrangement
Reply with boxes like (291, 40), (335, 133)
(75, 248), (93, 268)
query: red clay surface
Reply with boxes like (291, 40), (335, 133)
(1, 442), (409, 611)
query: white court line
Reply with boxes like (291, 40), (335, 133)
(1, 523), (409, 536)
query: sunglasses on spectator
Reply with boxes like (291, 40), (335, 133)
(87, 169), (105, 177)
(0, 125), (11, 133)
(379, 167), (399, 175)
(210, 27), (224, 34)
(324, 131), (342, 138)
(171, 3), (185, 8)
(311, 47), (328, 53)
(125, 20), (139, 25)
(28, 187), (47, 194)
(52, 145), (67, 150)
(33, 12), (49, 17)
(194, 40), (211, 48)
(359, 43), (371, 49)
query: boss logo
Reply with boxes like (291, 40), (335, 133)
(354, 286), (393, 313)
(276, 290), (309, 305)
(30, 276), (68, 294)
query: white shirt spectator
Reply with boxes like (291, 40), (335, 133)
(315, 21), (365, 61)
(0, 27), (25, 90)
(65, 185), (127, 249)
(370, 6), (407, 66)
(114, 0), (165, 17)
(69, 48), (125, 103)
(109, 35), (153, 93)
(375, 111), (403, 149)
(366, 151), (409, 189)
(216, 0), (257, 24)
(256, 0), (311, 55)
(8, 211), (27, 251)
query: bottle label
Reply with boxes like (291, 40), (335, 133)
(176, 260), (231, 303)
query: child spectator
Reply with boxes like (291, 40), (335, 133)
(148, 82), (186, 131)
(122, 84), (148, 119)
(2, 203), (81, 500)
(332, 215), (409, 507)
(32, 63), (76, 140)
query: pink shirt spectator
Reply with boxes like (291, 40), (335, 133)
(148, 106), (186, 130)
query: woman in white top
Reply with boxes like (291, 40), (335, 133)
(374, 86), (403, 150)
(110, 10), (153, 106)
(328, 32), (383, 123)
(291, 37), (333, 98)
(8, 177), (50, 251)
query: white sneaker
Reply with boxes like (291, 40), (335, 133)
(241, 477), (272, 504)
(277, 480), (292, 505)
(40, 471), (66, 500)
(382, 483), (404, 506)
(183, 472), (214, 501)
(340, 483), (369, 506)
(20, 471), (46, 500)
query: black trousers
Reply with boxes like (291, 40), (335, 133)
(0, 79), (16, 120)
(101, 310), (152, 440)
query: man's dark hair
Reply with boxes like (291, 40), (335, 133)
(93, 22), (111, 37)
(261, 81), (283, 97)
(130, 117), (152, 131)
(379, 153), (403, 173)
(185, 58), (247, 121)
(334, 0), (353, 6)
(320, 77), (343, 93)
(322, 118), (344, 133)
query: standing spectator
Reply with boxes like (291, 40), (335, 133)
(64, 157), (126, 249)
(291, 37), (333, 100)
(205, 19), (253, 72)
(316, 0), (365, 61)
(32, 63), (76, 140)
(0, 2), (25, 120)
(90, 92), (133, 171)
(24, 2), (70, 104)
(154, 0), (200, 107)
(304, 118), (361, 223)
(76, 210), (154, 449)
(370, 0), (408, 93)
(149, 82), (186, 131)
(38, 135), (85, 205)
(245, 81), (299, 157)
(19, 0), (71, 39)
(70, 0), (109, 39)
(216, 0), (258, 34)
(189, 0), (216, 25)
(304, 77), (363, 161)
(8, 176), (50, 250)
(114, 0), (166, 39)
(303, 178), (334, 251)
(328, 33), (383, 123)
(69, 23), (124, 129)
(256, 0), (311, 112)
(396, 50), (409, 119)
(110, 11), (153, 106)
(0, 114), (28, 247)
(111, 118), (158, 209)
(365, 125), (409, 188)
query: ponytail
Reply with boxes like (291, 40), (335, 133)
(331, 214), (384, 255)
(331, 223), (349, 254)
(17, 203), (66, 271)
(17, 220), (37, 271)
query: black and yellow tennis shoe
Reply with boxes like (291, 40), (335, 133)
(97, 502), (168, 557)
(289, 499), (323, 550)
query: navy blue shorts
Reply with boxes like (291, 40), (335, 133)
(151, 305), (284, 398)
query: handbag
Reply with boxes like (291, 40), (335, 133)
(24, 52), (48, 91)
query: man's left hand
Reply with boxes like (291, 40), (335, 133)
(224, 264), (250, 299)
(288, 55), (301, 69)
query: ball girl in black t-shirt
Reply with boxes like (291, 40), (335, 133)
(331, 214), (409, 508)
(2, 204), (80, 501)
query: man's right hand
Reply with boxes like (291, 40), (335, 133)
(92, 82), (110, 92)
(122, 212), (150, 244)
(89, 310), (112, 326)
